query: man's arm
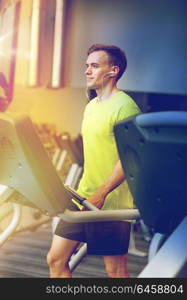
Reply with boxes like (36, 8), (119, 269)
(86, 160), (125, 209)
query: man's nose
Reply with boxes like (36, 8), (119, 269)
(85, 66), (92, 75)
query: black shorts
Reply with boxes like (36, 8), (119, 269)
(55, 201), (131, 255)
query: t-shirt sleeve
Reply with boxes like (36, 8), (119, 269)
(114, 100), (141, 124)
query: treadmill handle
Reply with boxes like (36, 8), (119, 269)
(64, 185), (99, 211)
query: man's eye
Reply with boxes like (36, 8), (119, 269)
(85, 64), (99, 69)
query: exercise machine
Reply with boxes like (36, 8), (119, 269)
(113, 111), (187, 277)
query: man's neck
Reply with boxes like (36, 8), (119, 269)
(96, 85), (119, 102)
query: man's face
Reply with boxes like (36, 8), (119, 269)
(85, 50), (113, 89)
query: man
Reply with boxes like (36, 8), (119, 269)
(47, 44), (140, 278)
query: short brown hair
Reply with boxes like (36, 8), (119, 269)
(87, 44), (127, 81)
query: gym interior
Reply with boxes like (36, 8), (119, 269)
(0, 0), (186, 278)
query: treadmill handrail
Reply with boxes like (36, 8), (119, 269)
(59, 208), (140, 223)
(0, 203), (21, 247)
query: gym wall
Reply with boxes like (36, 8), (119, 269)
(67, 0), (187, 95)
(0, 0), (186, 135)
(0, 0), (87, 136)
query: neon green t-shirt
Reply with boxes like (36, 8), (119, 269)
(76, 91), (141, 210)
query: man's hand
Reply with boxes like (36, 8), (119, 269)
(86, 187), (106, 209)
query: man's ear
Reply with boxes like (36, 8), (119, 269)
(110, 66), (120, 78)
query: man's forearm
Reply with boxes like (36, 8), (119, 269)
(85, 160), (125, 209)
(99, 160), (126, 197)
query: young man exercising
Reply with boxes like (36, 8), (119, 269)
(47, 44), (140, 278)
